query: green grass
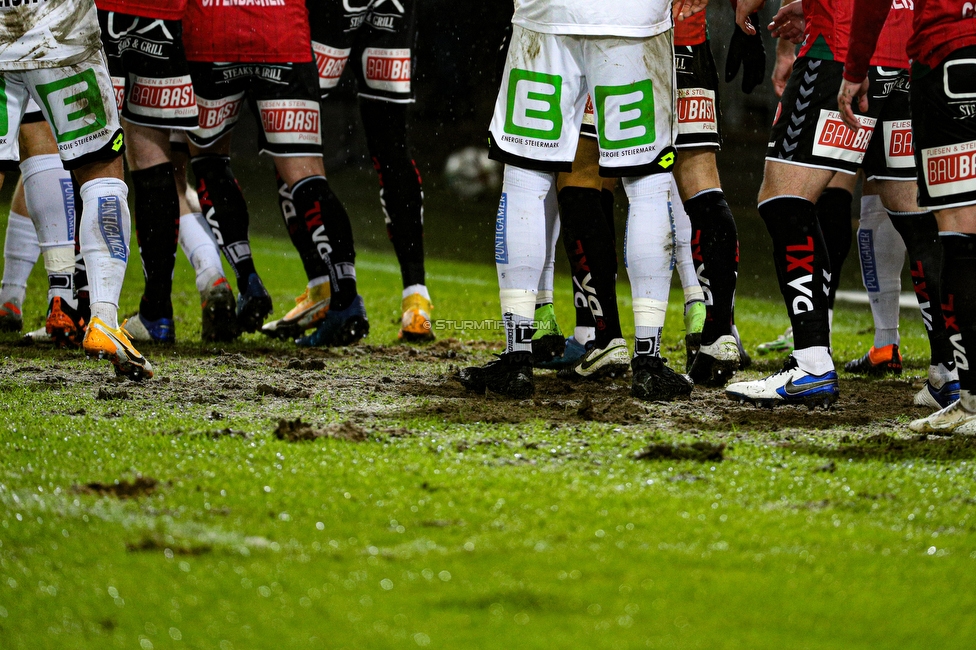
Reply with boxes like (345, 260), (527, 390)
(1, 226), (974, 649)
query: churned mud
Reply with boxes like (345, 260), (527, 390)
(0, 336), (960, 461)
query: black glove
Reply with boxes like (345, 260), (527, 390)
(725, 13), (767, 94)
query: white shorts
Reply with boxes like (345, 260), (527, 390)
(488, 25), (677, 177)
(0, 51), (123, 171)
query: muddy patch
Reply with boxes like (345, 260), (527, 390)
(74, 477), (159, 499)
(274, 418), (369, 442)
(634, 442), (726, 462)
(789, 433), (976, 462)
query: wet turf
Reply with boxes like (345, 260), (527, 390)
(1, 233), (974, 649)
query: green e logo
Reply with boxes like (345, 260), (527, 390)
(504, 69), (562, 141)
(595, 80), (656, 150)
(36, 69), (108, 144)
(0, 78), (8, 137)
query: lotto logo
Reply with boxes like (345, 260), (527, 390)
(110, 76), (125, 112)
(363, 47), (411, 93)
(313, 43), (350, 90)
(194, 93), (244, 140)
(922, 140), (976, 197)
(883, 119), (914, 169)
(676, 88), (717, 134)
(811, 110), (876, 163)
(257, 100), (321, 146)
(128, 76), (196, 119)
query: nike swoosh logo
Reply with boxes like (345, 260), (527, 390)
(782, 377), (835, 396)
(580, 347), (624, 371)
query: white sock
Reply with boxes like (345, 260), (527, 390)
(857, 195), (905, 348)
(79, 178), (131, 330)
(928, 363), (958, 389)
(1, 211), (40, 306)
(22, 156), (77, 305)
(537, 184), (559, 303)
(496, 166), (551, 354)
(402, 283), (428, 300)
(623, 174), (674, 355)
(496, 166), (550, 290)
(574, 326), (595, 344)
(793, 346), (834, 375)
(670, 175), (704, 305)
(179, 212), (225, 294)
(500, 288), (536, 354)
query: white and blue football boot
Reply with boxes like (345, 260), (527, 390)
(726, 355), (838, 408)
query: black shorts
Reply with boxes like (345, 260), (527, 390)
(674, 41), (721, 149)
(186, 61), (322, 156)
(911, 46), (976, 209)
(97, 10), (197, 129)
(768, 58), (909, 177)
(861, 73), (915, 181)
(307, 0), (417, 103)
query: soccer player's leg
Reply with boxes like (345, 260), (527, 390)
(0, 179), (39, 333)
(552, 135), (628, 379)
(851, 186), (907, 375)
(19, 117), (85, 347)
(186, 62), (271, 333)
(582, 30), (692, 401)
(171, 133), (238, 342)
(459, 25), (587, 398)
(27, 55), (153, 379)
(98, 9), (198, 344)
(673, 40), (739, 384)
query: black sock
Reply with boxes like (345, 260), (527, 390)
(70, 175), (89, 306)
(815, 187), (853, 310)
(759, 197), (831, 350)
(361, 99), (425, 288)
(685, 189), (738, 344)
(600, 188), (617, 243)
(558, 186), (622, 347)
(131, 164), (179, 320)
(191, 155), (256, 290)
(291, 175), (358, 310)
(889, 211), (954, 367)
(275, 172), (329, 283)
(940, 234), (976, 393)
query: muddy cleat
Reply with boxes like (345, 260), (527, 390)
(262, 282), (331, 340)
(47, 296), (86, 348)
(557, 337), (629, 380)
(458, 351), (534, 399)
(909, 399), (976, 434)
(537, 336), (590, 370)
(844, 344), (902, 376)
(631, 355), (694, 402)
(122, 312), (175, 344)
(23, 325), (51, 344)
(726, 356), (838, 408)
(0, 301), (23, 332)
(914, 379), (961, 410)
(689, 335), (740, 387)
(398, 292), (434, 342)
(757, 326), (793, 355)
(83, 317), (154, 380)
(236, 273), (273, 333)
(531, 303), (564, 363)
(201, 277), (239, 342)
(684, 301), (706, 371)
(296, 294), (369, 348)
